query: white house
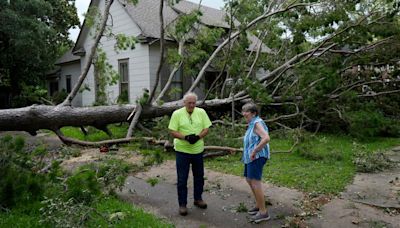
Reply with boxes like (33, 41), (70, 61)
(51, 0), (232, 107)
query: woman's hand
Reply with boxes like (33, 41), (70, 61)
(250, 150), (257, 161)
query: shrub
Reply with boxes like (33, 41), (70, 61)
(0, 136), (46, 209)
(51, 89), (68, 104)
(117, 90), (129, 104)
(293, 134), (343, 162)
(346, 110), (400, 139)
(65, 169), (101, 204)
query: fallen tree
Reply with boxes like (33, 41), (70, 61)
(1, 0), (399, 147)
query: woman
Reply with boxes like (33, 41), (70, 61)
(241, 102), (271, 223)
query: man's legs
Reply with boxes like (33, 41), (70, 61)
(192, 152), (205, 202)
(176, 151), (190, 206)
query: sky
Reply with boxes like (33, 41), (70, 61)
(69, 0), (225, 42)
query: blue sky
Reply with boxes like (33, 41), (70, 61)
(69, 0), (225, 41)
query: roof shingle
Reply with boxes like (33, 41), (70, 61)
(123, 0), (229, 39)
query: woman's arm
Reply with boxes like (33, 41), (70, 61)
(250, 122), (270, 160)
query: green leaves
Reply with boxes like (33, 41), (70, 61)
(114, 34), (138, 52)
(0, 0), (79, 107)
(93, 48), (119, 105)
(169, 10), (202, 40)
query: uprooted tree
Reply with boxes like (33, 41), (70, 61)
(0, 0), (399, 146)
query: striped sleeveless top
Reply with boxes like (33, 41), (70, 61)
(242, 116), (270, 164)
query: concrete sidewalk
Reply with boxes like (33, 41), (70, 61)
(119, 160), (303, 228)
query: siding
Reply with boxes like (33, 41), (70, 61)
(59, 62), (82, 106)
(80, 0), (150, 106)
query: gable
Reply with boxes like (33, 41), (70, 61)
(73, 0), (144, 54)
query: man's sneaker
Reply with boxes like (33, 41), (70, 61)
(251, 212), (271, 223)
(193, 200), (207, 209)
(247, 207), (259, 215)
(179, 206), (188, 216)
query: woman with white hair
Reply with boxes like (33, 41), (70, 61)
(241, 102), (271, 223)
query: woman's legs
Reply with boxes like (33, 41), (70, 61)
(250, 180), (267, 214)
(246, 178), (256, 197)
(244, 158), (268, 214)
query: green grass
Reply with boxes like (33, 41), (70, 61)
(205, 133), (400, 194)
(0, 197), (173, 228)
(0, 202), (45, 228)
(60, 124), (129, 141)
(87, 197), (173, 227)
(58, 123), (400, 194)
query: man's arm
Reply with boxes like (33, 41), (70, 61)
(170, 130), (185, 140)
(198, 128), (209, 139)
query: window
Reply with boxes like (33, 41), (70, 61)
(118, 59), (129, 103)
(170, 67), (183, 100)
(66, 75), (71, 93)
(49, 80), (59, 96)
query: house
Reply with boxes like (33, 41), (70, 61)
(48, 50), (82, 106)
(51, 0), (268, 107)
(50, 0), (233, 107)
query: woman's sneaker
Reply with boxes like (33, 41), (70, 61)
(251, 212), (271, 223)
(247, 207), (259, 215)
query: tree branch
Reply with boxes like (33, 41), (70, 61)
(61, 0), (114, 106)
(188, 2), (312, 92)
(154, 41), (184, 104)
(148, 0), (165, 104)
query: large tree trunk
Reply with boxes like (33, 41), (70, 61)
(0, 98), (236, 134)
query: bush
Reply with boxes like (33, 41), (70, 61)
(293, 133), (344, 162)
(65, 170), (101, 204)
(51, 89), (68, 104)
(117, 90), (129, 104)
(346, 110), (400, 139)
(0, 136), (46, 209)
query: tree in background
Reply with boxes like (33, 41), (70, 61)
(0, 0), (79, 107)
(0, 0), (399, 143)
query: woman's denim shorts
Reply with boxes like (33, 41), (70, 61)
(244, 157), (267, 180)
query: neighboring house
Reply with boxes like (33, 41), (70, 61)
(51, 0), (266, 107)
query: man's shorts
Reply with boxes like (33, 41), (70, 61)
(244, 157), (267, 180)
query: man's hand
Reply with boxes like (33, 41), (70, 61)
(185, 134), (200, 144)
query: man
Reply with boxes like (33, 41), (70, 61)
(168, 92), (212, 216)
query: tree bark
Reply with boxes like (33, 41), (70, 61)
(0, 98), (239, 133)
(147, 0), (165, 104)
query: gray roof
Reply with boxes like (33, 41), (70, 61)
(55, 48), (80, 65)
(124, 0), (229, 39)
(74, 0), (270, 53)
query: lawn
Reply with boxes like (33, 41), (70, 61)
(0, 197), (173, 228)
(205, 133), (400, 194)
(60, 123), (400, 194)
(2, 123), (399, 227)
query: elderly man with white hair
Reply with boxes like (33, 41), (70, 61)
(168, 92), (212, 216)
